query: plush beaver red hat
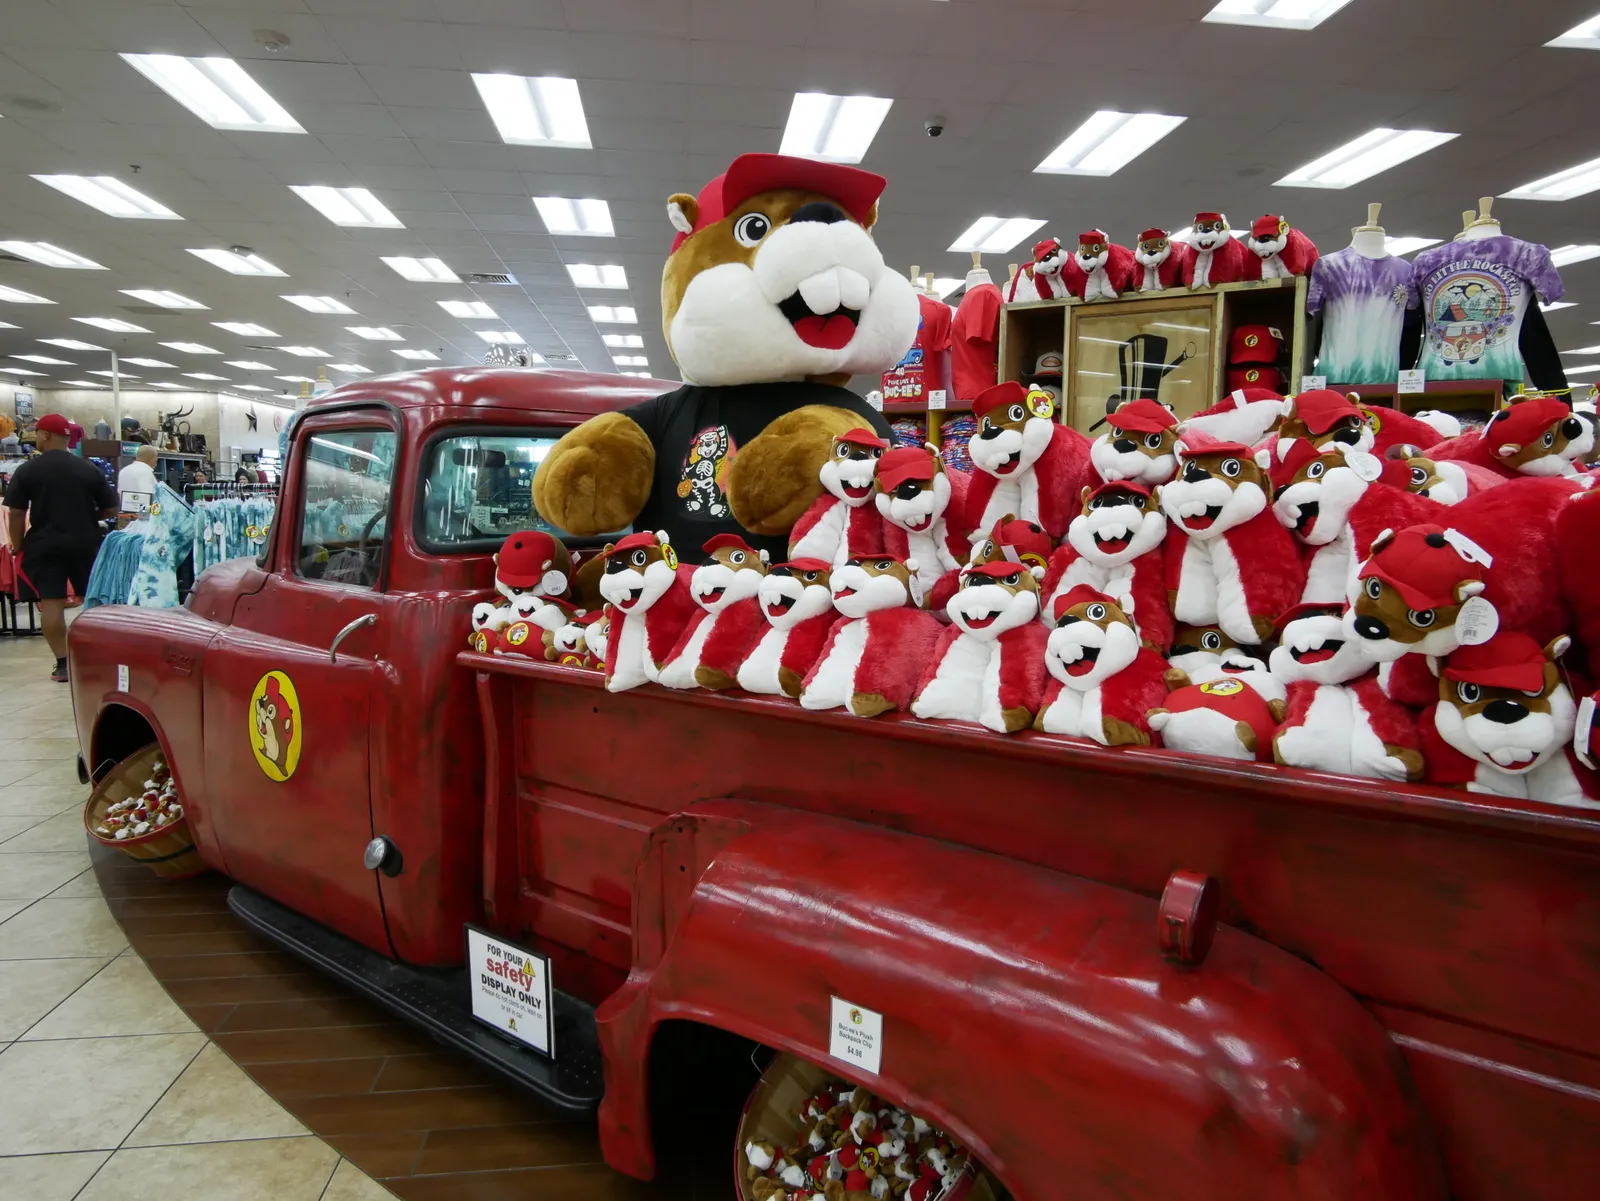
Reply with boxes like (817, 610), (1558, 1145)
(532, 152), (917, 561)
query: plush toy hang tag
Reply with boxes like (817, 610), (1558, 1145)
(1576, 693), (1596, 769)
(541, 569), (568, 596)
(1025, 387), (1056, 420)
(1441, 528), (1494, 568)
(1343, 448), (1383, 482)
(906, 573), (925, 610)
(1454, 597), (1500, 646)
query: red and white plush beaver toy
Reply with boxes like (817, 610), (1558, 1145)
(788, 427), (888, 564)
(1422, 632), (1599, 808)
(1003, 237), (1074, 302)
(1089, 398), (1180, 488)
(657, 534), (769, 690)
(928, 514), (1051, 614)
(1065, 229), (1135, 301)
(1429, 395), (1597, 482)
(597, 531), (697, 692)
(1035, 587), (1168, 745)
(583, 610), (609, 672)
(1183, 212), (1250, 289)
(965, 380), (1094, 543)
(468, 601), (508, 652)
(1149, 675), (1286, 762)
(1042, 481), (1171, 652)
(801, 556), (943, 717)
(736, 559), (836, 698)
(1270, 390), (1446, 466)
(1161, 429), (1305, 645)
(489, 529), (575, 634)
(1167, 623), (1280, 698)
(912, 561), (1048, 732)
(874, 444), (971, 598)
(1132, 228), (1191, 294)
(1241, 214), (1319, 281)
(1269, 602), (1424, 781)
(532, 153), (914, 560)
(1384, 446), (1504, 505)
(1270, 439), (1441, 605)
(1181, 386), (1287, 448)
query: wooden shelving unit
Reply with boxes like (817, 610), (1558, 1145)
(1340, 379), (1504, 420)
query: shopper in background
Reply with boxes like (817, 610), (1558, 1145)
(117, 445), (159, 504)
(3, 414), (118, 681)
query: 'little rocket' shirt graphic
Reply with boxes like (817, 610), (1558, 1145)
(675, 425), (735, 518)
(1408, 235), (1563, 383)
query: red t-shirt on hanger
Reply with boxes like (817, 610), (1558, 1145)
(950, 282), (1002, 402)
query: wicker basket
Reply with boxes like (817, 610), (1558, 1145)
(82, 743), (206, 879)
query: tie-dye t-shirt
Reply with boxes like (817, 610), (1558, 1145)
(1306, 248), (1416, 385)
(1408, 235), (1564, 383)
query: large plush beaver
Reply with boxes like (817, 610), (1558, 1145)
(532, 153), (918, 560)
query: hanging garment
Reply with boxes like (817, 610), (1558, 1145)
(1410, 235), (1565, 386)
(127, 484), (195, 609)
(84, 530), (146, 609)
(1307, 248), (1417, 385)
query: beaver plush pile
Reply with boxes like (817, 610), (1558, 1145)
(531, 154), (915, 561)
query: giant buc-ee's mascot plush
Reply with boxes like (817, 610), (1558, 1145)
(531, 154), (919, 559)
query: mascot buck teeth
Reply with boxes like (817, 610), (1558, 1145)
(532, 154), (917, 561)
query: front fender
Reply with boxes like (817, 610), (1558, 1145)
(596, 801), (1445, 1201)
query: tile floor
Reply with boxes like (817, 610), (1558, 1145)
(0, 634), (397, 1200)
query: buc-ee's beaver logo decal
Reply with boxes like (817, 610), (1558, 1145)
(249, 671), (302, 782)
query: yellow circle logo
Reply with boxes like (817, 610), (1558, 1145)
(1199, 678), (1244, 696)
(1245, 369), (1261, 382)
(1245, 334), (1259, 347)
(1025, 388), (1055, 420)
(504, 622), (531, 647)
(249, 671), (302, 782)
(469, 630), (491, 652)
(662, 544), (679, 570)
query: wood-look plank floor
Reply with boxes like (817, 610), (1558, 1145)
(90, 845), (738, 1200)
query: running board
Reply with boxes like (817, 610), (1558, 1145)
(227, 886), (604, 1113)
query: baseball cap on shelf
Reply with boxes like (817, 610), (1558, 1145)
(1225, 365), (1285, 393)
(1229, 324), (1284, 364)
(1027, 351), (1064, 380)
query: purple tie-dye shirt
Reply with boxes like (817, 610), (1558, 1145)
(1306, 248), (1416, 385)
(1408, 235), (1564, 383)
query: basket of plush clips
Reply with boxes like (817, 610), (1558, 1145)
(82, 744), (204, 879)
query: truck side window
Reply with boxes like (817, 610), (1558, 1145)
(296, 429), (397, 589)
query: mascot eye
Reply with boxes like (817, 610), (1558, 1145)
(630, 549), (648, 567)
(1522, 687), (1543, 698)
(733, 212), (771, 246)
(872, 446), (884, 460)
(1407, 608), (1436, 628)
(1007, 404), (1026, 423)
(834, 443), (851, 458)
(1365, 578), (1382, 600)
(1541, 430), (1556, 448)
(1144, 433), (1164, 450)
(729, 551), (745, 565)
(1089, 496), (1105, 509)
(1456, 681), (1482, 705)
(1306, 461), (1325, 479)
(875, 559), (893, 571)
(980, 541), (995, 559)
(803, 571), (818, 582)
(1410, 467), (1428, 486)
(1221, 458), (1242, 478)
(1003, 572), (1020, 586)
(1087, 603), (1106, 621)
(1201, 631), (1222, 650)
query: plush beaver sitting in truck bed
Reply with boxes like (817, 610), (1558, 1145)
(531, 153), (918, 561)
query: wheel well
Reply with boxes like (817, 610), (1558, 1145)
(646, 1020), (769, 1168)
(91, 705), (159, 782)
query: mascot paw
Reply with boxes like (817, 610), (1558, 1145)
(1102, 715), (1151, 747)
(725, 404), (872, 536)
(532, 412), (655, 536)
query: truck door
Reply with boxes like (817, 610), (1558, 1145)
(202, 410), (400, 954)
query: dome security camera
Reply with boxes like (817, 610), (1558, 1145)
(924, 118), (945, 138)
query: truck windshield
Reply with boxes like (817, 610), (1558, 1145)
(418, 432), (629, 551)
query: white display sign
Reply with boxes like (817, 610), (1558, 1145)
(467, 927), (553, 1056)
(927, 389), (948, 411)
(1397, 369), (1426, 394)
(829, 996), (883, 1075)
(1300, 374), (1326, 392)
(117, 665), (129, 692)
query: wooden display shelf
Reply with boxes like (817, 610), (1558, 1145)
(1339, 379), (1505, 418)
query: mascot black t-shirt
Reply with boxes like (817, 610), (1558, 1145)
(623, 382), (893, 560)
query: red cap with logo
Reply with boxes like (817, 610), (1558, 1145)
(1085, 480), (1153, 507)
(1443, 631), (1548, 692)
(670, 153), (886, 253)
(1051, 583), (1116, 621)
(1078, 229), (1109, 247)
(1377, 458), (1414, 490)
(1225, 365), (1285, 393)
(1250, 214), (1289, 240)
(836, 427), (888, 450)
(967, 560), (1027, 581)
(971, 380), (1029, 420)
(990, 516), (1052, 567)
(495, 531), (562, 588)
(1175, 428), (1253, 460)
(1138, 227), (1169, 244)
(1032, 237), (1062, 262)
(1107, 398), (1176, 434)
(1484, 397), (1572, 458)
(1357, 525), (1489, 611)
(607, 531), (667, 557)
(1292, 388), (1364, 434)
(1268, 436), (1327, 490)
(1194, 212), (1225, 226)
(34, 413), (84, 449)
(875, 446), (939, 491)
(1229, 324), (1283, 364)
(702, 533), (761, 556)
(771, 557), (832, 575)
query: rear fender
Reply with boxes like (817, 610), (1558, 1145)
(596, 801), (1446, 1201)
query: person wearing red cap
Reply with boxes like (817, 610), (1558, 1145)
(532, 152), (914, 563)
(1182, 212), (1250, 289)
(873, 444), (970, 596)
(1042, 481), (1171, 651)
(737, 558), (837, 697)
(911, 560), (1047, 732)
(1241, 214), (1319, 281)
(1036, 587), (1167, 744)
(4, 413), (116, 680)
(656, 534), (769, 690)
(1065, 230), (1134, 302)
(1002, 238), (1073, 302)
(1132, 228), (1191, 294)
(1088, 398), (1179, 488)
(964, 380), (1093, 543)
(788, 427), (888, 565)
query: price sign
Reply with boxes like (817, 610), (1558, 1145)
(829, 996), (883, 1075)
(927, 390), (948, 411)
(1300, 374), (1326, 392)
(1397, 369), (1426, 394)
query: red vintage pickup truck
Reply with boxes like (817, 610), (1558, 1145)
(69, 367), (1600, 1201)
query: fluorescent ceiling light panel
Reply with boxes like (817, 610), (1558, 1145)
(290, 185), (402, 228)
(779, 92), (893, 164)
(1202, 0), (1356, 30)
(620, 371), (651, 378)
(947, 216), (1048, 254)
(613, 355), (648, 366)
(1547, 13), (1600, 48)
(275, 374), (313, 383)
(211, 321), (277, 337)
(381, 256), (457, 282)
(233, 384), (270, 391)
(183, 372), (228, 381)
(13, 354), (72, 365)
(566, 263), (627, 289)
(587, 305), (637, 323)
(121, 54), (302, 133)
(533, 197), (613, 237)
(603, 334), (644, 348)
(159, 341), (220, 354)
(477, 330), (524, 344)
(88, 369), (139, 378)
(1544, 301), (1578, 312)
(149, 381), (184, 389)
(188, 248), (284, 276)
(438, 300), (495, 319)
(123, 357), (175, 368)
(32, 175), (179, 219)
(394, 348), (438, 360)
(280, 345), (330, 357)
(1562, 344), (1600, 354)
(1035, 111), (1186, 176)
(60, 380), (104, 387)
(0, 241), (104, 269)
(0, 285), (54, 303)
(929, 277), (963, 299)
(282, 295), (354, 314)
(225, 360), (272, 370)
(471, 73), (591, 148)
(1565, 363), (1600, 374)
(75, 316), (147, 331)
(120, 288), (207, 309)
(0, 367), (46, 376)
(1549, 244), (1600, 267)
(1277, 128), (1458, 188)
(40, 338), (105, 351)
(1503, 156), (1600, 201)
(0, 322), (16, 329)
(328, 363), (370, 374)
(347, 326), (402, 341)
(1383, 236), (1440, 255)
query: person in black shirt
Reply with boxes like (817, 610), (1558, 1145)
(4, 414), (118, 681)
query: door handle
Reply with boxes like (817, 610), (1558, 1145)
(329, 613), (378, 663)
